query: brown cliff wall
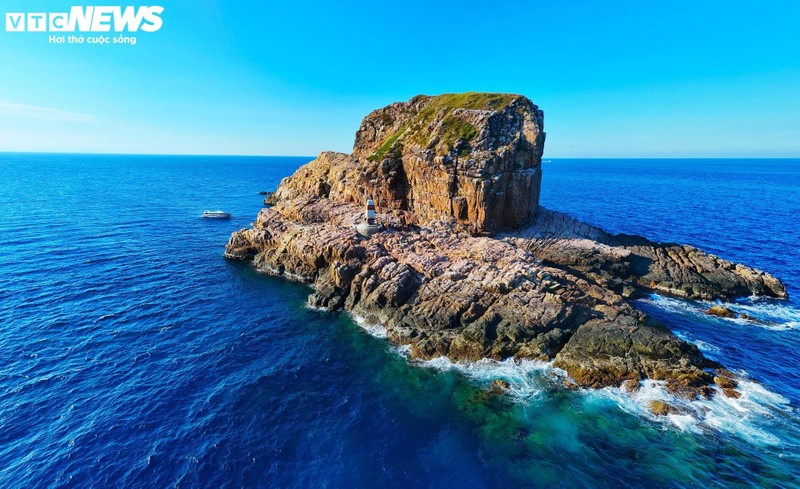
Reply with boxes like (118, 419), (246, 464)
(271, 93), (545, 234)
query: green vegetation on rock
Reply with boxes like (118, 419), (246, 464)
(412, 93), (517, 150)
(424, 92), (518, 112)
(367, 125), (408, 161)
(370, 92), (520, 159)
(440, 117), (478, 154)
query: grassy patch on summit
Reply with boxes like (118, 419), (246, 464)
(426, 92), (518, 111)
(368, 92), (520, 160)
(413, 93), (517, 150)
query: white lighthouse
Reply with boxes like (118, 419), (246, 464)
(366, 199), (376, 225)
(356, 197), (382, 237)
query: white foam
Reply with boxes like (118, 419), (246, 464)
(426, 352), (793, 447)
(699, 379), (792, 445)
(590, 380), (698, 431)
(345, 313), (560, 401)
(641, 294), (697, 314)
(730, 297), (800, 330)
(642, 294), (800, 331)
(256, 265), (313, 284)
(694, 339), (720, 353)
(344, 305), (793, 446)
(589, 377), (792, 446)
(673, 330), (721, 355)
(349, 313), (388, 339)
(304, 302), (330, 313)
(414, 356), (561, 402)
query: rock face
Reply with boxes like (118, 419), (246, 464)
(503, 209), (788, 301)
(269, 93), (544, 235)
(228, 93), (788, 399)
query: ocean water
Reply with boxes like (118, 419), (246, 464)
(1, 154), (799, 488)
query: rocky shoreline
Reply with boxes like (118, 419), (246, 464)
(225, 93), (787, 404)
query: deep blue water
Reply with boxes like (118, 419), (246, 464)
(1, 154), (799, 487)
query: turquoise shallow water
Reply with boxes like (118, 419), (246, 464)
(0, 154), (799, 487)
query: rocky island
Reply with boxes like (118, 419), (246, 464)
(226, 93), (787, 402)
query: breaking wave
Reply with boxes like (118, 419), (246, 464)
(415, 356), (559, 402)
(641, 294), (800, 331)
(350, 311), (794, 445)
(349, 312), (389, 339)
(589, 378), (794, 446)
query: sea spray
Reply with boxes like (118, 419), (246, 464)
(347, 310), (795, 444)
(642, 294), (800, 331)
(348, 312), (389, 339)
(415, 356), (559, 402)
(588, 378), (793, 446)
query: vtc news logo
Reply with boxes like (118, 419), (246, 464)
(5, 6), (164, 32)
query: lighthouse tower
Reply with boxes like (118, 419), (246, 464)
(366, 199), (376, 225)
(356, 197), (382, 237)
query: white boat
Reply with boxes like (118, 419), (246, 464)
(202, 210), (231, 219)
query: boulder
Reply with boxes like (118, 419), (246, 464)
(489, 379), (511, 394)
(649, 400), (680, 416)
(706, 305), (738, 319)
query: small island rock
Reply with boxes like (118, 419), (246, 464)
(706, 305), (738, 319)
(225, 93), (788, 400)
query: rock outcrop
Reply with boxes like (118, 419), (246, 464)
(227, 93), (788, 399)
(503, 209), (787, 301)
(706, 305), (738, 319)
(268, 93), (544, 235)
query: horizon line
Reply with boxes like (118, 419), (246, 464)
(1, 150), (800, 160)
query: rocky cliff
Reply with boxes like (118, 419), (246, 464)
(269, 93), (544, 234)
(228, 93), (787, 402)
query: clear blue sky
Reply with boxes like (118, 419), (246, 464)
(1, 0), (798, 157)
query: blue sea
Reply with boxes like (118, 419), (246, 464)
(1, 154), (799, 488)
